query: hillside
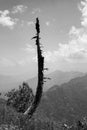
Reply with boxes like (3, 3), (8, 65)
(37, 74), (87, 123)
(1, 74), (87, 128)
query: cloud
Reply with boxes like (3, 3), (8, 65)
(63, 0), (87, 62)
(32, 8), (41, 14)
(45, 19), (56, 27)
(12, 5), (27, 14)
(69, 26), (82, 37)
(0, 10), (17, 29)
(40, 29), (87, 64)
(43, 51), (58, 62)
(53, 24), (87, 62)
(27, 21), (34, 26)
(57, 40), (87, 62)
(0, 5), (27, 29)
(18, 59), (26, 66)
(18, 44), (36, 66)
(45, 21), (50, 26)
(0, 58), (16, 67)
(23, 44), (35, 53)
(43, 41), (87, 63)
(79, 0), (87, 27)
(47, 0), (87, 63)
(18, 56), (36, 66)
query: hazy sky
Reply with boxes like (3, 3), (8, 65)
(0, 0), (87, 77)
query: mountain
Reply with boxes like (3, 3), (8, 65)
(0, 71), (87, 124)
(0, 70), (85, 94)
(37, 74), (87, 123)
(27, 70), (85, 92)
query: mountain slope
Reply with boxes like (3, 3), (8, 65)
(37, 74), (87, 123)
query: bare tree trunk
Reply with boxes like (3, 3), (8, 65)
(24, 18), (44, 119)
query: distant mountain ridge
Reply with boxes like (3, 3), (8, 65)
(0, 70), (85, 94)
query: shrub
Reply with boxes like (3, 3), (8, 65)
(6, 82), (34, 113)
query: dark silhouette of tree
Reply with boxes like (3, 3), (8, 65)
(24, 18), (46, 119)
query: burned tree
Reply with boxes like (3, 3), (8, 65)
(24, 18), (45, 119)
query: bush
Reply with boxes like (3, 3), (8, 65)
(6, 82), (34, 113)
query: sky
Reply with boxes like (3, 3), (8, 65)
(0, 0), (87, 78)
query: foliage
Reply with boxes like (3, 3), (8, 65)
(6, 82), (34, 113)
(0, 98), (60, 130)
(1, 98), (87, 130)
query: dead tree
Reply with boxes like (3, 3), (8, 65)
(24, 18), (45, 119)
